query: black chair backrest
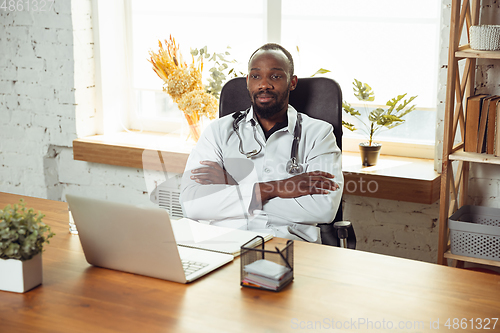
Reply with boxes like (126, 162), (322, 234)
(218, 76), (355, 248)
(218, 77), (343, 150)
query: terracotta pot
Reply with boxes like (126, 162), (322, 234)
(359, 142), (382, 166)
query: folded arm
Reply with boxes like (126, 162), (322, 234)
(181, 119), (343, 224)
(180, 123), (258, 221)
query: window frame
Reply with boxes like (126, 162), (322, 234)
(93, 0), (440, 159)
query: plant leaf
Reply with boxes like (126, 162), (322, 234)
(342, 102), (361, 116)
(342, 120), (357, 131)
(310, 68), (331, 77)
(352, 79), (375, 102)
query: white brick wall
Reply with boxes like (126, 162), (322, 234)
(344, 195), (439, 262)
(5, 0), (496, 264)
(0, 0), (99, 199)
(0, 2), (74, 196)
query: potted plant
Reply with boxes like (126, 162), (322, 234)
(0, 199), (55, 293)
(342, 79), (417, 166)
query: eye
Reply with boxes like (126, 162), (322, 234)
(250, 74), (259, 79)
(271, 74), (282, 80)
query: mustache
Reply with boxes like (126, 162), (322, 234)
(254, 91), (277, 98)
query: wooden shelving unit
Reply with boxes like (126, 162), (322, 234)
(450, 150), (500, 165)
(444, 251), (500, 268)
(455, 44), (500, 59)
(437, 0), (500, 266)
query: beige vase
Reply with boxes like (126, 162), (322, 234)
(181, 114), (203, 143)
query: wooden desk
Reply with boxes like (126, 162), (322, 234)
(1, 192), (499, 332)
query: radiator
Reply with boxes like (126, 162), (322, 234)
(157, 187), (183, 219)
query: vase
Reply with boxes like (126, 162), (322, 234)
(181, 114), (211, 143)
(181, 113), (203, 143)
(359, 142), (382, 166)
(0, 253), (43, 293)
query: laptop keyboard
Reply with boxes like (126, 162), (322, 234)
(182, 259), (209, 276)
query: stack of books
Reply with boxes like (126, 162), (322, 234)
(242, 259), (293, 291)
(464, 95), (500, 154)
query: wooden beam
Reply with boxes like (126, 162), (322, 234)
(451, 142), (464, 153)
(458, 0), (470, 42)
(438, 0), (461, 266)
(452, 58), (471, 142)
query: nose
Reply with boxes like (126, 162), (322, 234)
(258, 77), (273, 90)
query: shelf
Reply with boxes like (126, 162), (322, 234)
(444, 251), (500, 268)
(438, 0), (500, 267)
(455, 44), (500, 59)
(449, 150), (500, 165)
(73, 131), (192, 173)
(73, 132), (440, 204)
(343, 152), (440, 204)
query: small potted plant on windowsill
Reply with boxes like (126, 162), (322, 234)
(342, 79), (417, 166)
(0, 199), (55, 293)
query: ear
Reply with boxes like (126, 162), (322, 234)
(289, 75), (298, 91)
(246, 75), (250, 88)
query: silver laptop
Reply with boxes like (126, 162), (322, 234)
(66, 195), (233, 283)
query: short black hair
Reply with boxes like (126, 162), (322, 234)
(248, 43), (294, 77)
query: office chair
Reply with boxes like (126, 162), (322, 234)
(218, 76), (356, 249)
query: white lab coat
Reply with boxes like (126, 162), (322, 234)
(180, 105), (343, 242)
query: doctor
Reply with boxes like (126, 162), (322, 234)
(180, 43), (343, 243)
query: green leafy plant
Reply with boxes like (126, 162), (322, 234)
(0, 199), (55, 261)
(342, 79), (417, 146)
(190, 46), (244, 100)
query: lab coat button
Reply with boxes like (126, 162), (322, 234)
(264, 168), (271, 173)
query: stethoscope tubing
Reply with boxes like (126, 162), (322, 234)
(231, 108), (303, 174)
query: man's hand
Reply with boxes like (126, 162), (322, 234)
(190, 161), (238, 185)
(255, 171), (339, 203)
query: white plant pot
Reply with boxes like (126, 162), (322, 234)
(0, 253), (43, 293)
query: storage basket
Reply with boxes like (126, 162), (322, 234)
(470, 25), (500, 51)
(240, 236), (294, 292)
(449, 205), (500, 261)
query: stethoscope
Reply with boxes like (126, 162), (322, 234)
(232, 109), (304, 174)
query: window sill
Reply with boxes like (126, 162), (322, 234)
(73, 131), (440, 204)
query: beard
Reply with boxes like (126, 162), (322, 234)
(250, 89), (290, 119)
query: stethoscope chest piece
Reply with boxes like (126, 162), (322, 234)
(286, 157), (303, 174)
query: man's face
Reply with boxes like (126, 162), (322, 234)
(247, 50), (297, 119)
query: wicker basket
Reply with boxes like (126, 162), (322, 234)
(470, 25), (500, 51)
(449, 205), (500, 261)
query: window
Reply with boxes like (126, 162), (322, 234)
(279, 0), (440, 157)
(94, 0), (441, 158)
(127, 0), (265, 133)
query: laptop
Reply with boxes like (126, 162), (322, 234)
(66, 194), (234, 283)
